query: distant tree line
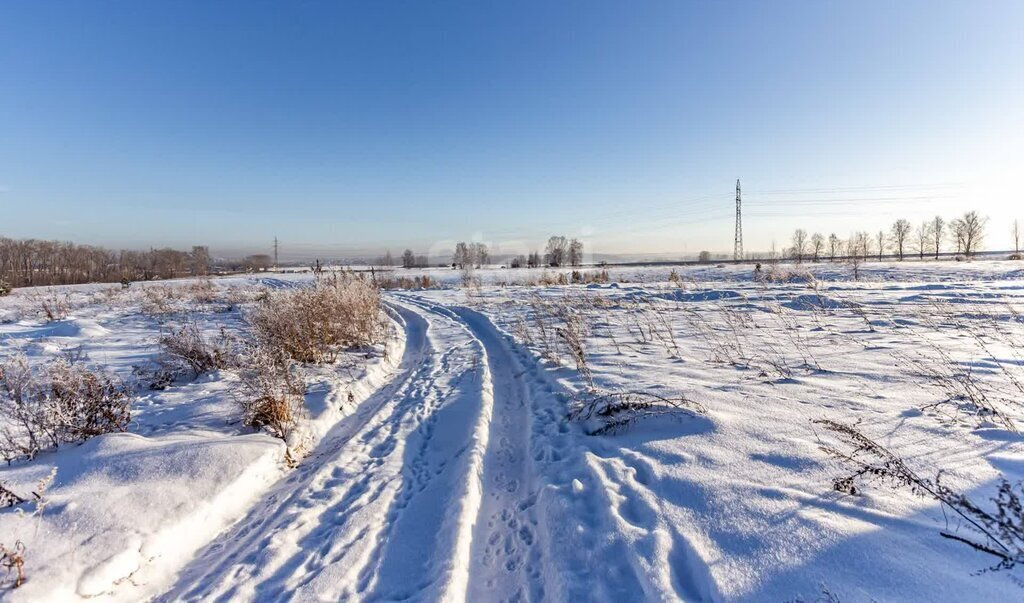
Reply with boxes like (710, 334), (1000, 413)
(371, 249), (429, 269)
(0, 236), (213, 288)
(780, 211), (999, 264)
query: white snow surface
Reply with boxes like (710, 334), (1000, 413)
(1, 259), (1024, 601)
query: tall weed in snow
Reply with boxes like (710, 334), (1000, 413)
(0, 468), (57, 589)
(890, 301), (1024, 431)
(815, 419), (1024, 573)
(517, 292), (596, 385)
(0, 541), (25, 588)
(682, 299), (818, 380)
(0, 356), (131, 462)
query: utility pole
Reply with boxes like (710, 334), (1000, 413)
(734, 179), (743, 261)
(273, 237), (279, 270)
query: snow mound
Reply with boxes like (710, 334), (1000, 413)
(0, 432), (286, 601)
(783, 294), (856, 311)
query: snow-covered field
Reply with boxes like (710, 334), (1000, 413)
(2, 259), (1024, 601)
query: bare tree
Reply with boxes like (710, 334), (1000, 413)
(855, 231), (872, 262)
(1013, 220), (1021, 256)
(568, 239), (583, 267)
(810, 233), (825, 262)
(191, 246), (211, 276)
(950, 211), (987, 258)
(847, 233), (869, 280)
(244, 254), (273, 272)
(453, 242), (470, 269)
(891, 219), (911, 261)
(469, 242), (489, 268)
(931, 216), (945, 259)
(914, 221), (931, 260)
(875, 230), (886, 262)
(402, 249), (416, 269)
(791, 229), (808, 263)
(527, 252), (542, 268)
(828, 233), (841, 262)
(545, 236), (568, 267)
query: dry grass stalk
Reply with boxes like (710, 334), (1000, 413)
(815, 418), (1024, 572)
(568, 390), (706, 435)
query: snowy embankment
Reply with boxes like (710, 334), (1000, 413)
(0, 277), (404, 601)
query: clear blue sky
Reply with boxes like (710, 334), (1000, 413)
(2, 1), (1022, 259)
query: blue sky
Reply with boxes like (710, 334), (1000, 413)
(1, 1), (1022, 258)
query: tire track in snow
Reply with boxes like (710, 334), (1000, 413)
(160, 302), (494, 602)
(416, 296), (693, 603)
(449, 307), (545, 602)
(400, 296), (558, 601)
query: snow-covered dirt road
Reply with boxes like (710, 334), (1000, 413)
(160, 299), (564, 602)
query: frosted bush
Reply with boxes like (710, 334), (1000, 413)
(248, 275), (386, 364)
(0, 356), (132, 462)
(233, 343), (306, 439)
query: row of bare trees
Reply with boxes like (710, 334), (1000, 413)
(543, 236), (583, 267)
(506, 236), (585, 269)
(0, 237), (212, 288)
(453, 242), (489, 269)
(787, 211), (998, 263)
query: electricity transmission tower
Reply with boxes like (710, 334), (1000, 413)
(734, 179), (743, 261)
(273, 237), (279, 269)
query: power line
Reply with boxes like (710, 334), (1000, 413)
(734, 179), (743, 261)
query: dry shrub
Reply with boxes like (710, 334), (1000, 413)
(185, 278), (218, 304)
(0, 281), (11, 297)
(221, 283), (270, 306)
(92, 285), (126, 306)
(756, 265), (815, 284)
(140, 285), (178, 315)
(158, 321), (231, 379)
(377, 274), (435, 290)
(248, 276), (386, 364)
(233, 343), (306, 439)
(538, 271), (568, 286)
(0, 356), (131, 462)
(815, 419), (1024, 572)
(26, 292), (71, 322)
(0, 541), (25, 589)
(570, 270), (610, 284)
(568, 390), (706, 435)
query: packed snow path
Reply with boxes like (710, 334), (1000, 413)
(161, 300), (553, 601)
